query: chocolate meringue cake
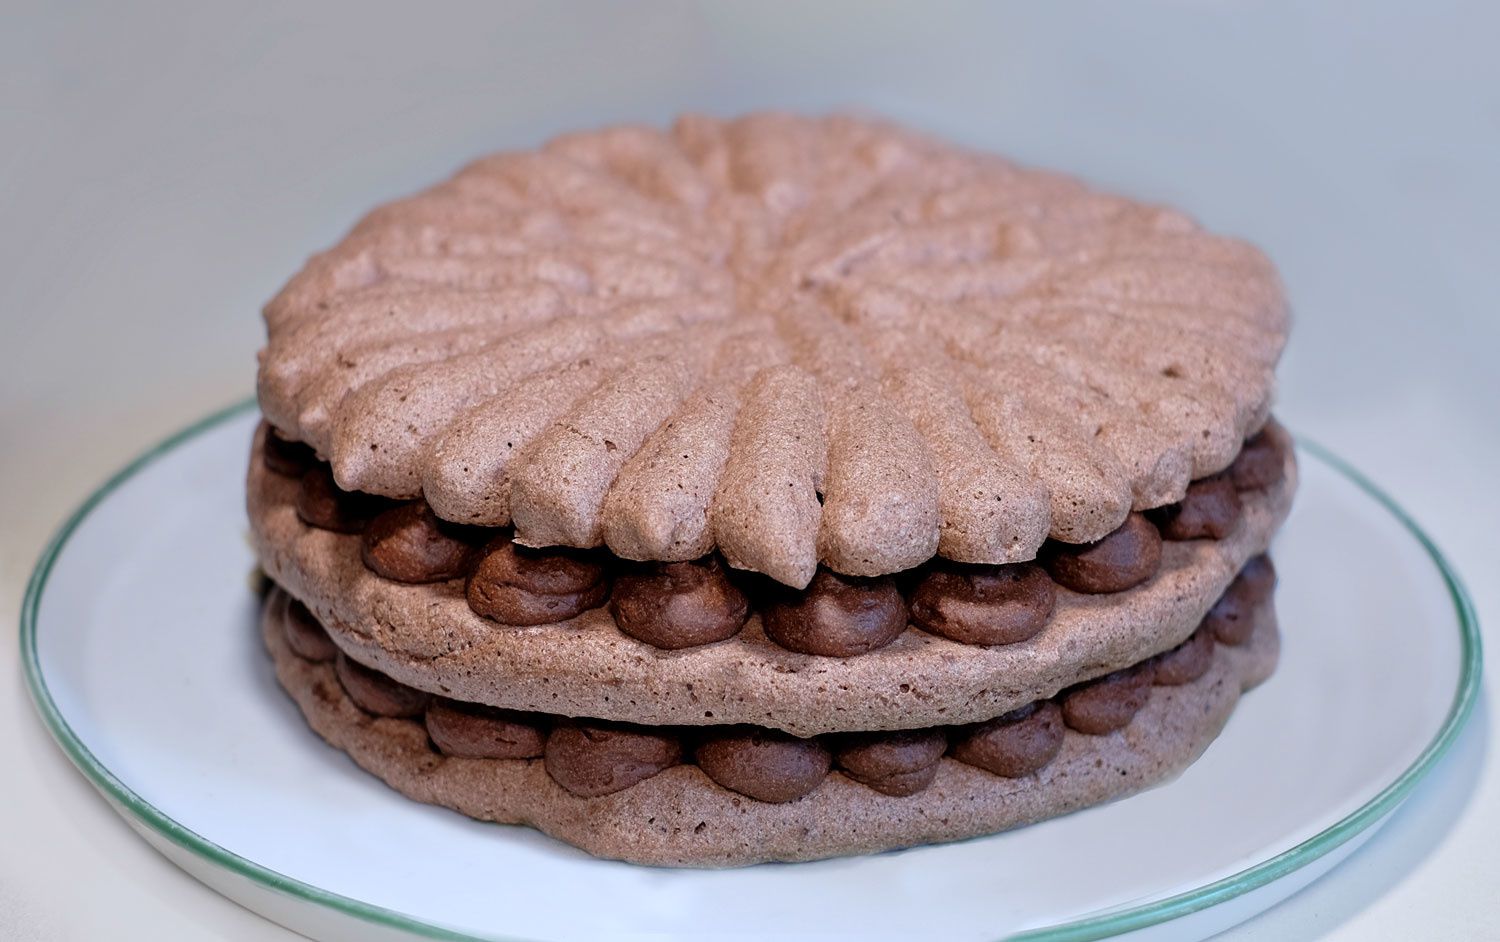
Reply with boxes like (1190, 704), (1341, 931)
(248, 113), (1295, 866)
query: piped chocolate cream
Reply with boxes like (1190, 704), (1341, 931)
(275, 554), (1276, 804)
(1060, 663), (1157, 735)
(335, 651), (430, 718)
(1206, 555), (1277, 646)
(361, 502), (479, 583)
(296, 465), (384, 534)
(1150, 474), (1243, 541)
(949, 702), (1066, 778)
(1151, 626), (1216, 686)
(1231, 427), (1287, 491)
(759, 570), (908, 657)
(282, 597), (338, 662)
(695, 728), (833, 803)
(259, 418), (1289, 662)
(262, 427), (316, 477)
(543, 722), (683, 798)
(425, 699), (546, 760)
(909, 561), (1055, 645)
(834, 729), (948, 796)
(1043, 513), (1163, 594)
(610, 557), (749, 649)
(466, 538), (610, 626)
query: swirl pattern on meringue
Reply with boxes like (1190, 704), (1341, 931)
(258, 114), (1286, 588)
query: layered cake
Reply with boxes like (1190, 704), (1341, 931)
(249, 113), (1295, 866)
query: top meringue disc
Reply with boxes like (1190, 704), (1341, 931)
(256, 113), (1287, 589)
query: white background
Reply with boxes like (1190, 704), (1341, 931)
(1, 2), (1495, 939)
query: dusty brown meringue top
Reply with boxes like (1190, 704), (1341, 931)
(257, 113), (1288, 588)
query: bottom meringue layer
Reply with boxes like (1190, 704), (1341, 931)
(262, 581), (1278, 866)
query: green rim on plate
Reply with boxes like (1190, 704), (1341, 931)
(19, 398), (1483, 942)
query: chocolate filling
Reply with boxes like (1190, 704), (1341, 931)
(1236, 553), (1278, 605)
(695, 728), (832, 803)
(335, 651), (431, 718)
(283, 598), (338, 662)
(909, 561), (1055, 646)
(286, 557), (1271, 803)
(543, 722), (683, 798)
(266, 420), (1286, 657)
(834, 729), (948, 796)
(425, 699), (546, 760)
(1205, 554), (1276, 646)
(261, 423), (316, 477)
(1151, 626), (1216, 686)
(296, 465), (386, 534)
(610, 557), (749, 649)
(1059, 662), (1157, 735)
(949, 701), (1066, 778)
(759, 569), (908, 657)
(1231, 425), (1287, 491)
(466, 537), (610, 626)
(361, 502), (481, 584)
(1043, 513), (1163, 594)
(1150, 474), (1243, 541)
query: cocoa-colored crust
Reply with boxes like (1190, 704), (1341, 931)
(759, 570), (908, 657)
(247, 422), (1296, 735)
(908, 562), (1055, 646)
(263, 589), (1281, 866)
(609, 558), (749, 649)
(257, 115), (1289, 582)
(1043, 513), (1163, 594)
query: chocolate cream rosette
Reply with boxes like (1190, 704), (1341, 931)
(249, 114), (1295, 865)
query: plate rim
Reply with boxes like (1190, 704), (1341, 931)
(18, 397), (1483, 942)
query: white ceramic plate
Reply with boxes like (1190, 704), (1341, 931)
(21, 403), (1479, 942)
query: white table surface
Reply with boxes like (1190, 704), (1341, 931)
(2, 2), (1494, 939)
